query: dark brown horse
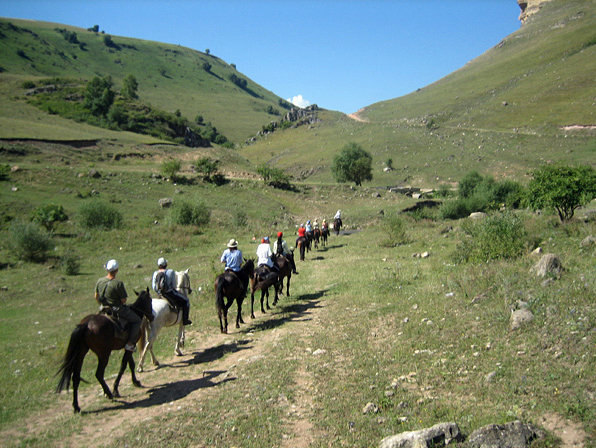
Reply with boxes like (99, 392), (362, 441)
(215, 259), (255, 334)
(296, 236), (309, 261)
(313, 228), (321, 249)
(56, 288), (154, 413)
(272, 254), (292, 306)
(334, 218), (342, 236)
(249, 264), (279, 318)
(321, 226), (329, 247)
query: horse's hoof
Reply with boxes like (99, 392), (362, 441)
(74, 407), (81, 414)
(133, 381), (142, 388)
(251, 314), (255, 319)
(137, 367), (143, 373)
(112, 391), (120, 398)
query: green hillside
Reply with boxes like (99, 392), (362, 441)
(239, 0), (596, 187)
(0, 18), (288, 143)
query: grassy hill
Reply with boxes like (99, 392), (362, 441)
(239, 0), (596, 187)
(0, 18), (288, 144)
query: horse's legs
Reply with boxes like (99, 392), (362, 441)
(286, 275), (291, 297)
(218, 303), (228, 334)
(71, 346), (88, 413)
(250, 291), (256, 319)
(236, 297), (245, 328)
(175, 322), (184, 356)
(95, 353), (113, 400)
(113, 351), (139, 398)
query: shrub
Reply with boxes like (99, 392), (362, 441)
(161, 159), (182, 180)
(30, 204), (68, 231)
(61, 249), (81, 275)
(0, 164), (10, 181)
(170, 199), (211, 227)
(78, 200), (122, 230)
(9, 221), (52, 262)
(331, 142), (373, 186)
(454, 211), (527, 263)
(380, 213), (408, 247)
(256, 165), (293, 189)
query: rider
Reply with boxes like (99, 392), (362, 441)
(322, 218), (328, 231)
(256, 237), (277, 270)
(95, 259), (141, 352)
(296, 223), (307, 249)
(313, 219), (320, 231)
(152, 257), (192, 326)
(334, 210), (342, 228)
(273, 231), (298, 274)
(220, 238), (249, 298)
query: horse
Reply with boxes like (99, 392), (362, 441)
(272, 254), (292, 306)
(56, 289), (154, 413)
(313, 228), (321, 249)
(321, 226), (329, 247)
(334, 217), (342, 236)
(137, 268), (192, 372)
(296, 236), (309, 261)
(249, 264), (279, 318)
(215, 259), (255, 334)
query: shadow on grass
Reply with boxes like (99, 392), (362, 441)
(83, 370), (235, 414)
(245, 289), (327, 332)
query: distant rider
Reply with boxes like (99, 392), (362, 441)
(274, 231), (298, 274)
(221, 238), (249, 298)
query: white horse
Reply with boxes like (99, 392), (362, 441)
(137, 268), (192, 372)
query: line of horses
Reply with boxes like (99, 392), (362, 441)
(56, 219), (343, 413)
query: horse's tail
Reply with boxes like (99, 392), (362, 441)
(56, 323), (87, 393)
(216, 277), (226, 313)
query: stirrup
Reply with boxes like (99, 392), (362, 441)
(125, 343), (136, 352)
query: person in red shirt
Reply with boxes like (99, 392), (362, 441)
(297, 223), (306, 238)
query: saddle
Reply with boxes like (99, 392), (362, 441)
(158, 292), (181, 312)
(99, 307), (130, 340)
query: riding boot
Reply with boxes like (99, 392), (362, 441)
(182, 304), (192, 326)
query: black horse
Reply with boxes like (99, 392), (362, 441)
(249, 264), (279, 318)
(56, 289), (154, 413)
(296, 236), (309, 261)
(214, 259), (255, 334)
(334, 218), (342, 236)
(321, 226), (329, 247)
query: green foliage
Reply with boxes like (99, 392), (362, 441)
(201, 61), (212, 72)
(194, 157), (219, 181)
(21, 80), (35, 89)
(161, 159), (182, 180)
(380, 212), (408, 247)
(121, 74), (138, 99)
(78, 200), (123, 230)
(228, 73), (247, 89)
(525, 164), (596, 221)
(0, 164), (10, 181)
(8, 221), (52, 262)
(87, 24), (99, 32)
(266, 105), (280, 116)
(84, 75), (115, 116)
(60, 248), (81, 275)
(256, 164), (293, 189)
(170, 198), (211, 227)
(30, 204), (68, 231)
(385, 158), (393, 169)
(459, 171), (484, 199)
(454, 211), (527, 263)
(195, 114), (204, 124)
(331, 142), (373, 186)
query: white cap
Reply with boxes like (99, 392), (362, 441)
(106, 259), (119, 272)
(157, 257), (167, 267)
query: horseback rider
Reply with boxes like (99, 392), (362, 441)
(322, 218), (328, 231)
(334, 210), (343, 228)
(256, 237), (278, 271)
(94, 259), (141, 352)
(152, 257), (192, 326)
(313, 219), (320, 230)
(220, 238), (249, 298)
(273, 231), (298, 274)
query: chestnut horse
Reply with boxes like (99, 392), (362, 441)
(56, 289), (154, 413)
(215, 259), (255, 334)
(313, 228), (321, 249)
(272, 254), (292, 305)
(296, 236), (309, 261)
(334, 218), (342, 236)
(249, 264), (279, 318)
(321, 226), (329, 247)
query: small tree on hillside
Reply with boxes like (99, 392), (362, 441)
(195, 157), (219, 181)
(525, 164), (596, 221)
(122, 74), (138, 99)
(84, 75), (115, 116)
(331, 142), (373, 187)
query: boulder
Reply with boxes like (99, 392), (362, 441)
(530, 253), (563, 278)
(88, 169), (101, 178)
(379, 422), (463, 448)
(580, 235), (596, 248)
(510, 308), (534, 331)
(469, 212), (487, 220)
(467, 421), (545, 447)
(159, 198), (174, 208)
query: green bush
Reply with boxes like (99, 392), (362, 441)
(380, 212), (408, 247)
(256, 165), (293, 190)
(454, 212), (527, 263)
(78, 200), (122, 230)
(8, 221), (53, 262)
(60, 249), (81, 275)
(170, 199), (211, 227)
(30, 204), (68, 231)
(0, 164), (10, 181)
(161, 159), (182, 180)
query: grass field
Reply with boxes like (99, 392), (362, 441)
(0, 140), (595, 447)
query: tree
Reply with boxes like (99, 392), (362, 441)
(331, 142), (373, 186)
(84, 76), (115, 116)
(162, 159), (182, 181)
(201, 61), (212, 72)
(122, 74), (138, 99)
(525, 164), (596, 221)
(194, 157), (219, 181)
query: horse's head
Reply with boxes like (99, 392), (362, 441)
(175, 268), (192, 297)
(242, 258), (255, 276)
(133, 288), (155, 322)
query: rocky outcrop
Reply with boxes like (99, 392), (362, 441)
(517, 0), (553, 24)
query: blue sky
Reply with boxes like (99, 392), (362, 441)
(1, 0), (521, 114)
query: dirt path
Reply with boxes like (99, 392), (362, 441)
(347, 109), (369, 123)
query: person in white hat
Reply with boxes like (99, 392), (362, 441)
(152, 257), (192, 325)
(94, 259), (141, 352)
(220, 238), (249, 297)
